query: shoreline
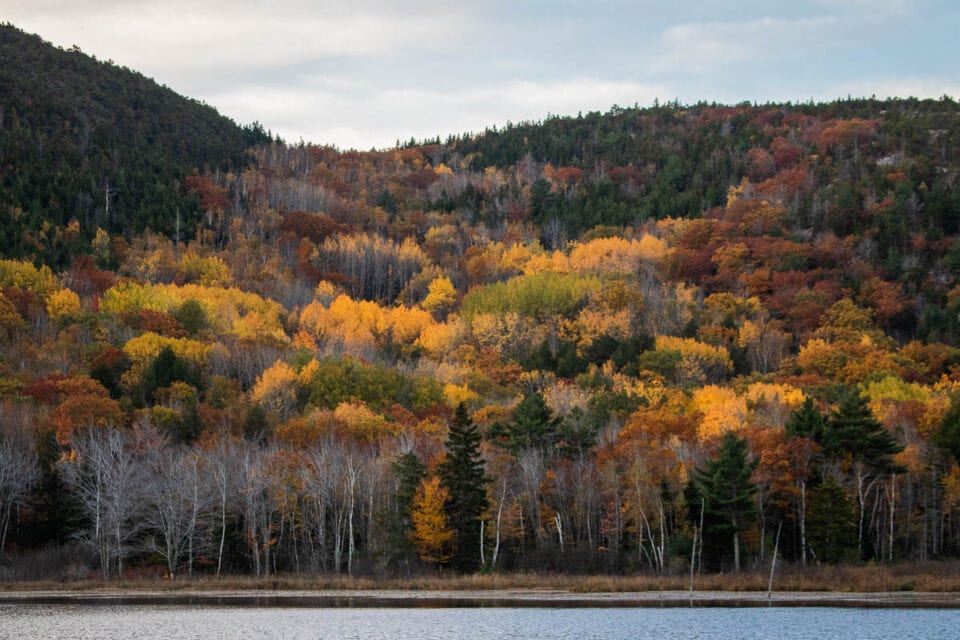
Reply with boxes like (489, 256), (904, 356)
(1, 588), (959, 609)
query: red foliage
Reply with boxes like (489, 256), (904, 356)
(184, 175), (230, 212)
(65, 255), (116, 296)
(280, 211), (348, 244)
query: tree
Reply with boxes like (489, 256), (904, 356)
(143, 446), (215, 577)
(439, 403), (488, 571)
(786, 397), (827, 443)
(823, 390), (903, 473)
(806, 474), (857, 564)
(492, 392), (562, 453)
(0, 434), (39, 552)
(693, 432), (758, 571)
(59, 427), (146, 579)
(823, 389), (904, 557)
(410, 476), (453, 566)
(934, 396), (960, 465)
(387, 451), (426, 566)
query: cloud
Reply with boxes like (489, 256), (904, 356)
(652, 16), (838, 74)
(211, 78), (672, 150)
(3, 1), (466, 76)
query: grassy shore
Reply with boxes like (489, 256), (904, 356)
(2, 561), (960, 593)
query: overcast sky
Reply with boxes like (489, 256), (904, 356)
(4, 1), (958, 150)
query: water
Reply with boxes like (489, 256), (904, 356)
(0, 605), (957, 640)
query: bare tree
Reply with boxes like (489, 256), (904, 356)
(143, 447), (216, 577)
(0, 434), (39, 552)
(60, 427), (146, 579)
(203, 438), (242, 576)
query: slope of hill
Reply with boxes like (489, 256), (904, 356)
(4, 22), (960, 580)
(0, 24), (270, 266)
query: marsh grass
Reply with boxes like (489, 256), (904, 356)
(3, 561), (960, 593)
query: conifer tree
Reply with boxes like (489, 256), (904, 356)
(823, 390), (903, 474)
(693, 432), (758, 571)
(438, 403), (488, 572)
(786, 397), (827, 443)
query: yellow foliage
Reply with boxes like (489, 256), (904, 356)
(314, 280), (340, 305)
(443, 383), (478, 408)
(421, 276), (457, 316)
(410, 476), (453, 565)
(654, 335), (733, 383)
(499, 242), (541, 274)
(0, 259), (57, 298)
(178, 251), (233, 286)
(121, 332), (211, 387)
(743, 382), (805, 409)
(252, 360), (300, 418)
(333, 400), (402, 440)
(691, 385), (748, 441)
(300, 293), (439, 355)
(101, 282), (286, 339)
(46, 288), (82, 319)
(567, 235), (668, 274)
(470, 312), (547, 358)
(416, 318), (464, 357)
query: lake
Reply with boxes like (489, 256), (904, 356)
(1, 605), (958, 640)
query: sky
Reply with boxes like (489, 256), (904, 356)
(3, 0), (959, 150)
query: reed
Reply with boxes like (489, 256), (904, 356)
(3, 561), (960, 593)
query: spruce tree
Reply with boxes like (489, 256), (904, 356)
(786, 397), (827, 443)
(823, 390), (903, 473)
(388, 452), (426, 566)
(807, 474), (858, 563)
(694, 432), (759, 571)
(439, 403), (488, 572)
(492, 392), (563, 453)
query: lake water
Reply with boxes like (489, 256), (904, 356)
(0, 605), (957, 640)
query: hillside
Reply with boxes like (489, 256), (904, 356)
(2, 26), (960, 582)
(0, 24), (270, 266)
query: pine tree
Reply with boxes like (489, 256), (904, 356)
(388, 452), (426, 565)
(807, 474), (858, 564)
(694, 432), (758, 571)
(823, 390), (903, 473)
(786, 397), (827, 443)
(438, 403), (488, 572)
(492, 392), (563, 453)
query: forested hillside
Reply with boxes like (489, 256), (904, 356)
(2, 25), (960, 581)
(0, 24), (270, 267)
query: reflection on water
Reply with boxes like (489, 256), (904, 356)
(1, 605), (959, 640)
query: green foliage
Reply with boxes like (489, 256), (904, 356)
(692, 432), (759, 571)
(438, 404), (488, 572)
(173, 299), (208, 335)
(934, 396), (960, 465)
(306, 358), (443, 414)
(0, 25), (269, 265)
(823, 390), (904, 473)
(786, 397), (827, 442)
(140, 346), (199, 405)
(807, 475), (858, 564)
(461, 272), (597, 319)
(386, 451), (427, 565)
(491, 392), (563, 453)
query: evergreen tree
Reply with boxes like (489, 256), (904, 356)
(491, 392), (563, 453)
(693, 432), (759, 571)
(786, 397), (827, 443)
(438, 403), (488, 572)
(387, 451), (426, 566)
(934, 395), (960, 465)
(823, 390), (904, 473)
(806, 475), (858, 564)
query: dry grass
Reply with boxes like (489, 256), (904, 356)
(3, 561), (960, 593)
